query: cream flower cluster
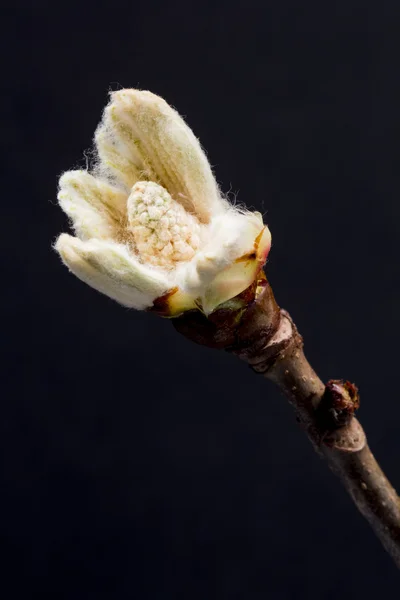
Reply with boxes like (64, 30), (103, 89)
(55, 89), (271, 316)
(127, 181), (202, 267)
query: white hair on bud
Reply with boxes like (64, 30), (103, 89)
(94, 89), (226, 223)
(176, 209), (264, 293)
(58, 170), (127, 241)
(55, 234), (171, 309)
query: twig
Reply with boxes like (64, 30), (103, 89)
(254, 314), (400, 568)
(174, 277), (400, 568)
(235, 288), (400, 568)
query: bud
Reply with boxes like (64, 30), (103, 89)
(55, 89), (271, 316)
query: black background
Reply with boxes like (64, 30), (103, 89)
(2, 1), (400, 597)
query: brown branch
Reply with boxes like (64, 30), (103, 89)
(173, 276), (400, 568)
(233, 285), (400, 568)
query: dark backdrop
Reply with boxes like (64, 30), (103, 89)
(2, 1), (400, 598)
